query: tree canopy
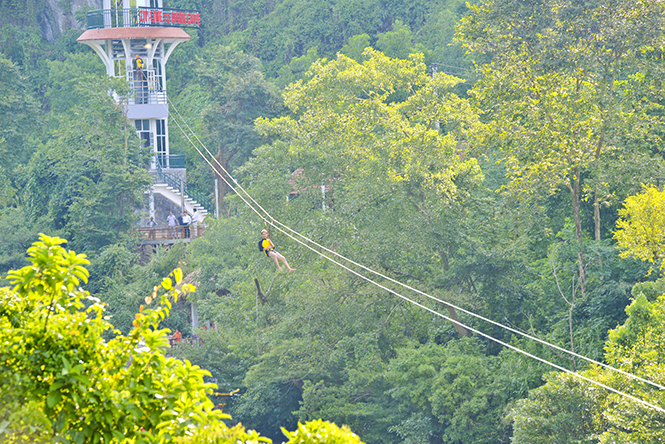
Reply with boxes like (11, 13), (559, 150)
(2, 0), (665, 442)
(0, 235), (367, 444)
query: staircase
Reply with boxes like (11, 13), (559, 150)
(152, 184), (208, 218)
(151, 168), (212, 220)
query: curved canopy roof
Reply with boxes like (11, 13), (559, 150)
(77, 27), (191, 42)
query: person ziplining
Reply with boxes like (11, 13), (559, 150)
(259, 229), (295, 272)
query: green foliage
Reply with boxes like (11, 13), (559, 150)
(23, 74), (151, 253)
(511, 288), (665, 443)
(89, 241), (192, 335)
(191, 0), (470, 77)
(0, 234), (259, 443)
(615, 186), (665, 271)
(0, 52), (40, 183)
(0, 207), (45, 282)
(510, 372), (603, 444)
(1, 235), (381, 443)
(456, 0), (665, 301)
(195, 45), (282, 167)
(376, 20), (428, 62)
(275, 47), (320, 90)
(340, 34), (370, 62)
(283, 420), (365, 444)
(173, 44), (283, 214)
(386, 340), (514, 443)
(0, 0), (47, 28)
(6, 2), (665, 442)
(43, 51), (106, 114)
(256, 48), (483, 199)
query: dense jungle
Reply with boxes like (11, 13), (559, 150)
(1, 0), (665, 442)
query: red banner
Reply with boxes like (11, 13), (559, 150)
(138, 9), (201, 27)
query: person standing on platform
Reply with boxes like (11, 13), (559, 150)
(167, 211), (177, 238)
(182, 212), (192, 238)
(147, 216), (157, 239)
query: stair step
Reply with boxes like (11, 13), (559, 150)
(152, 184), (209, 215)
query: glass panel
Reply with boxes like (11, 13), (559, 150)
(140, 131), (150, 148)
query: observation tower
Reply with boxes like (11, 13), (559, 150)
(77, 0), (210, 225)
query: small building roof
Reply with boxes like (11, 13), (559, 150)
(77, 27), (191, 42)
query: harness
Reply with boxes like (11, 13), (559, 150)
(259, 238), (274, 256)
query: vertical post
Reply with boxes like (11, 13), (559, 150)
(214, 178), (220, 219)
(191, 302), (199, 333)
(149, 188), (155, 219)
(180, 179), (185, 212)
(321, 183), (326, 211)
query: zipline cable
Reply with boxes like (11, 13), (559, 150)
(167, 98), (665, 397)
(170, 110), (665, 413)
(168, 98), (665, 392)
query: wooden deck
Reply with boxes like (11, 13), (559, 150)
(138, 225), (206, 245)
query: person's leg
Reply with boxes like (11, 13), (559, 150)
(274, 252), (295, 272)
(269, 251), (283, 270)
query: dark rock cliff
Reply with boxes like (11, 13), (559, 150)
(40, 0), (102, 42)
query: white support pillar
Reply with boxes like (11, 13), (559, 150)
(149, 189), (155, 219)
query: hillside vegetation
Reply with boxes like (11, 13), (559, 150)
(1, 0), (665, 443)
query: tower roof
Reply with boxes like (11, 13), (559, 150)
(77, 27), (191, 42)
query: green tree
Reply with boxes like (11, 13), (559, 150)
(340, 34), (371, 62)
(0, 52), (40, 189)
(0, 234), (366, 443)
(219, 48), (543, 443)
(192, 44), (283, 216)
(275, 47), (320, 90)
(0, 53), (47, 277)
(456, 0), (665, 296)
(376, 20), (421, 61)
(511, 286), (665, 443)
(248, 48), (485, 321)
(283, 420), (365, 444)
(615, 186), (665, 272)
(23, 74), (151, 253)
(385, 340), (515, 443)
(510, 371), (604, 444)
(0, 235), (267, 443)
(510, 194), (665, 442)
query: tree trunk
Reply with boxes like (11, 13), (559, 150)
(216, 144), (229, 218)
(446, 305), (471, 337)
(570, 171), (587, 298)
(594, 194), (601, 241)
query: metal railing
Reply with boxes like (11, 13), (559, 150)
(86, 8), (201, 30)
(153, 161), (214, 212)
(156, 154), (185, 170)
(127, 69), (166, 105)
(138, 225), (206, 242)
